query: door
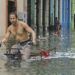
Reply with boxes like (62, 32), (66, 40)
(8, 0), (17, 26)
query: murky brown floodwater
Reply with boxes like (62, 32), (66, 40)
(0, 33), (75, 75)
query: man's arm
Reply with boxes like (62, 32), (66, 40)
(2, 27), (11, 43)
(22, 22), (36, 45)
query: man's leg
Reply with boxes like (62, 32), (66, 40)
(20, 45), (31, 61)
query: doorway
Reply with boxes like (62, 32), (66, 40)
(8, 0), (17, 26)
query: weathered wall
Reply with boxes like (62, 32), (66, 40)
(0, 0), (7, 37)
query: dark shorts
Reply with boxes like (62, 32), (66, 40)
(6, 39), (32, 54)
(19, 39), (32, 46)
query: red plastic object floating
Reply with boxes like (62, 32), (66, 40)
(40, 51), (49, 57)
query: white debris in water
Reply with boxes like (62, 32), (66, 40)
(29, 52), (75, 61)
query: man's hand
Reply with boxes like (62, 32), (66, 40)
(2, 38), (7, 44)
(0, 39), (7, 47)
(32, 40), (36, 45)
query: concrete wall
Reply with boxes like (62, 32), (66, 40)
(17, 0), (27, 22)
(17, 0), (24, 12)
(0, 0), (7, 37)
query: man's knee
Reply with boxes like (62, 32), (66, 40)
(21, 47), (31, 60)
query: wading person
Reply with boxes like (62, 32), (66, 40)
(54, 17), (61, 36)
(2, 12), (36, 61)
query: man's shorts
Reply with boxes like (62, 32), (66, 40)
(20, 39), (32, 47)
(9, 39), (32, 54)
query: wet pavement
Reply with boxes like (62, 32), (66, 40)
(0, 32), (75, 75)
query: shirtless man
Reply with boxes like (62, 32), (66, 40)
(2, 12), (36, 60)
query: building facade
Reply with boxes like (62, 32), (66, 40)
(0, 0), (71, 38)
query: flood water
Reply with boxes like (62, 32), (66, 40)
(0, 32), (75, 75)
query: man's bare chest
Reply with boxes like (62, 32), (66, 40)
(10, 25), (24, 35)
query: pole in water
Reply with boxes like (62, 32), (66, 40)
(0, 42), (1, 47)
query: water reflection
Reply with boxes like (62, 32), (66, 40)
(5, 59), (21, 69)
(4, 59), (31, 75)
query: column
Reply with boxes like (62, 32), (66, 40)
(0, 0), (7, 37)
